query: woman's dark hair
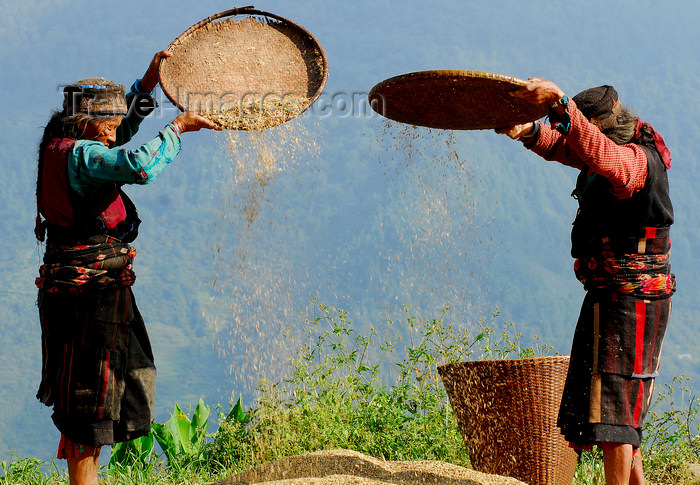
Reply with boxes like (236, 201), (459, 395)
(37, 110), (102, 160)
(35, 111), (111, 240)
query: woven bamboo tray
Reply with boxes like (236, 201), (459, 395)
(369, 70), (548, 130)
(159, 6), (328, 130)
(438, 356), (578, 485)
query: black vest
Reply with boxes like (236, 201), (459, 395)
(41, 137), (141, 244)
(46, 189), (141, 244)
(570, 138), (673, 258)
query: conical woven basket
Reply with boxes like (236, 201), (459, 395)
(159, 6), (328, 130)
(369, 70), (548, 130)
(438, 356), (578, 485)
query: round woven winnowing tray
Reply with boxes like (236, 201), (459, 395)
(159, 6), (328, 129)
(368, 70), (548, 130)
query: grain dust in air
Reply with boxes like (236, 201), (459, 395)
(206, 109), (319, 395)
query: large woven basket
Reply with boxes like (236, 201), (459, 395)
(369, 70), (549, 130)
(438, 356), (577, 485)
(159, 6), (328, 129)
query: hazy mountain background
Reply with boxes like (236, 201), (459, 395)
(1, 0), (699, 464)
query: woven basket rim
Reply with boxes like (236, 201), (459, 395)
(437, 354), (571, 373)
(368, 69), (549, 130)
(158, 7), (328, 122)
(372, 69), (529, 88)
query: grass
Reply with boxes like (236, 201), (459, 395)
(3, 302), (699, 484)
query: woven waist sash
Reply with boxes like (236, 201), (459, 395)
(36, 235), (137, 293)
(573, 226), (675, 299)
(574, 252), (675, 299)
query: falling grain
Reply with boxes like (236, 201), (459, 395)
(205, 115), (320, 394)
(206, 95), (311, 131)
(367, 118), (491, 327)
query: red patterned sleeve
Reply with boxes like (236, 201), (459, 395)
(525, 99), (648, 200)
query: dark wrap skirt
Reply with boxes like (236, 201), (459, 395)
(36, 236), (156, 447)
(557, 289), (671, 448)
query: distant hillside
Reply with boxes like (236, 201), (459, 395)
(1, 0), (699, 463)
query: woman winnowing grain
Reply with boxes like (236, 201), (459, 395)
(34, 50), (220, 485)
(496, 78), (675, 485)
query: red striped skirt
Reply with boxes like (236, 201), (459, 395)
(557, 290), (671, 448)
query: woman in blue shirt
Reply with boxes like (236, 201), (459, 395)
(34, 50), (220, 485)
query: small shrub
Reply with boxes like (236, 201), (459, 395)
(209, 302), (552, 472)
(642, 374), (700, 484)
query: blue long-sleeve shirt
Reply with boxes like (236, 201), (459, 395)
(68, 80), (182, 198)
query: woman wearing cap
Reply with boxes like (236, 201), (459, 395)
(35, 50), (220, 485)
(497, 79), (675, 485)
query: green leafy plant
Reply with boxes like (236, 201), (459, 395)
(221, 396), (250, 425)
(152, 398), (211, 468)
(108, 396), (247, 478)
(108, 430), (156, 473)
(207, 396), (252, 471)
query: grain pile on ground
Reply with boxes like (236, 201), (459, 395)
(213, 449), (527, 485)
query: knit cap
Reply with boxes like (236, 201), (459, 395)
(572, 85), (620, 128)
